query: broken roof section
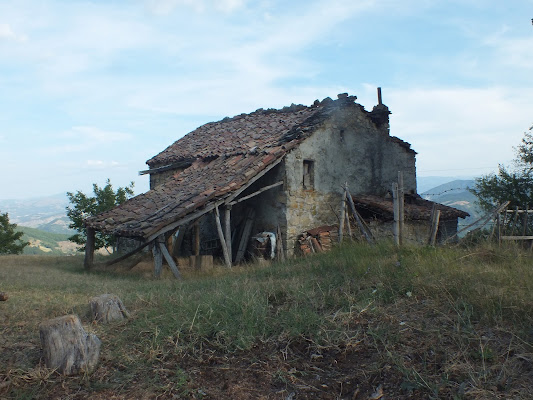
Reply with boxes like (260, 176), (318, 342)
(85, 95), (416, 240)
(353, 194), (470, 221)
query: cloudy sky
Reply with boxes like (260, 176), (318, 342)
(1, 0), (532, 199)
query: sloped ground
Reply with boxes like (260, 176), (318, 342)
(1, 244), (533, 399)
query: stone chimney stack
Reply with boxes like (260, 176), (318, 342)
(370, 87), (390, 134)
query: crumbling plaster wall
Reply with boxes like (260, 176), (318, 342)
(284, 105), (417, 255)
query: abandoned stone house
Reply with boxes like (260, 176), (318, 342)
(84, 92), (468, 270)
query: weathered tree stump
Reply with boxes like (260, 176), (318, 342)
(0, 292), (8, 301)
(39, 315), (101, 375)
(89, 294), (130, 323)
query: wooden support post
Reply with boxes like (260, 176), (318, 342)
(345, 212), (353, 240)
(158, 235), (181, 279)
(235, 208), (255, 263)
(214, 206), (232, 268)
(152, 241), (163, 278)
(339, 189), (347, 243)
(398, 171), (405, 245)
(428, 205), (441, 246)
(224, 205), (232, 264)
(392, 183), (400, 246)
(84, 227), (95, 270)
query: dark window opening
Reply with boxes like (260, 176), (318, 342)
(303, 160), (314, 190)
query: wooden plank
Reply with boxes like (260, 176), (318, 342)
(152, 242), (163, 278)
(505, 209), (533, 214)
(158, 236), (182, 279)
(235, 208), (255, 263)
(84, 227), (95, 270)
(229, 181), (284, 206)
(501, 236), (533, 240)
(214, 206), (232, 268)
(224, 206), (232, 263)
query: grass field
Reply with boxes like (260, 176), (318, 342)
(1, 242), (533, 399)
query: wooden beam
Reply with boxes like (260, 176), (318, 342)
(193, 221), (200, 257)
(146, 201), (222, 243)
(84, 227), (95, 270)
(158, 236), (181, 279)
(501, 236), (533, 240)
(225, 156), (284, 204)
(224, 206), (232, 263)
(171, 227), (185, 257)
(214, 206), (232, 268)
(229, 181), (284, 206)
(138, 159), (194, 176)
(103, 240), (150, 267)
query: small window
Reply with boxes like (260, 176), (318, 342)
(303, 160), (314, 189)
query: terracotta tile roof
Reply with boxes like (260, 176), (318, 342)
(86, 148), (286, 239)
(353, 194), (470, 221)
(146, 104), (321, 167)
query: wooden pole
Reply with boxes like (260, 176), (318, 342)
(428, 206), (441, 246)
(214, 206), (232, 268)
(398, 171), (405, 246)
(224, 205), (232, 264)
(84, 227), (95, 270)
(345, 212), (353, 240)
(339, 189), (347, 243)
(392, 183), (400, 246)
(345, 187), (374, 244)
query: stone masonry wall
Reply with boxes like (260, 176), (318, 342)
(284, 104), (417, 255)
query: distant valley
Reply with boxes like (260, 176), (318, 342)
(1, 178), (482, 255)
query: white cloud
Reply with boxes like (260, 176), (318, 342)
(146, 0), (246, 15)
(43, 126), (133, 154)
(378, 85), (533, 177)
(0, 23), (26, 41)
(86, 160), (121, 169)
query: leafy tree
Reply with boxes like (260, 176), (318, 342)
(470, 126), (533, 211)
(67, 179), (134, 252)
(0, 212), (28, 254)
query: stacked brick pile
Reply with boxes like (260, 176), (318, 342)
(298, 225), (338, 255)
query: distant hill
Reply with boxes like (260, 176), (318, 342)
(19, 226), (80, 255)
(421, 179), (482, 232)
(0, 193), (74, 234)
(417, 176), (475, 194)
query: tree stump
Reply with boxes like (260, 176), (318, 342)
(39, 315), (101, 375)
(89, 294), (130, 323)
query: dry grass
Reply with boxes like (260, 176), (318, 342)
(1, 242), (533, 399)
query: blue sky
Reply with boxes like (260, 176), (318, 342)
(1, 0), (532, 199)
